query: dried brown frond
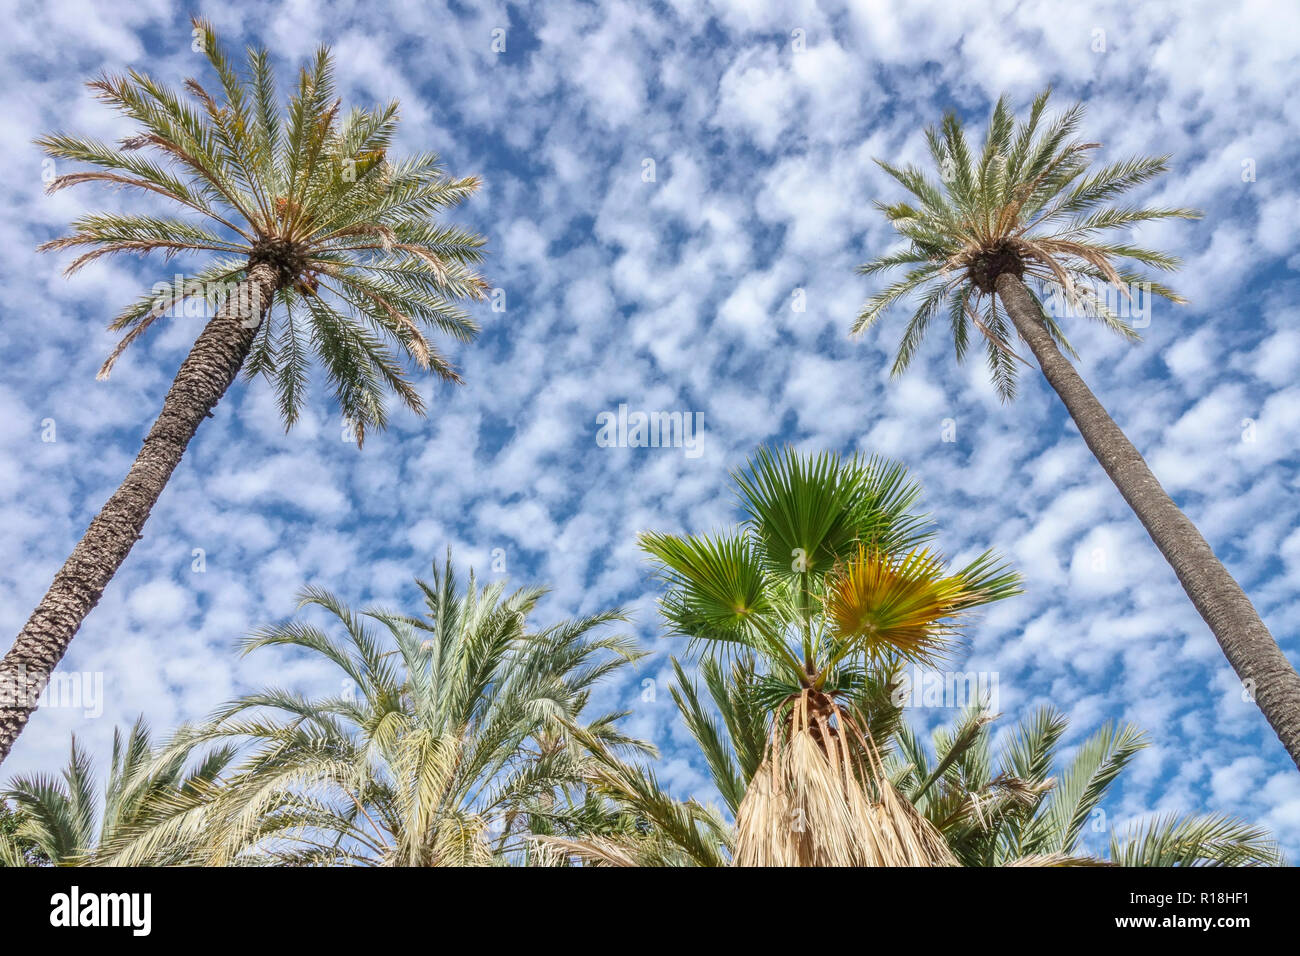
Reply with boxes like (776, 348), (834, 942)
(734, 690), (955, 867)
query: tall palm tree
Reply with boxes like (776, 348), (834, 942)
(100, 553), (650, 866)
(892, 705), (1283, 866)
(0, 18), (489, 764)
(853, 88), (1300, 769)
(638, 447), (1021, 865)
(0, 716), (233, 865)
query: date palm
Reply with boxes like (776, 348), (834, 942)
(893, 705), (1283, 866)
(854, 88), (1300, 769)
(99, 553), (650, 866)
(639, 447), (1021, 865)
(0, 19), (489, 764)
(0, 716), (233, 865)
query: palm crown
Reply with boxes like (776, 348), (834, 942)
(38, 17), (488, 443)
(103, 554), (650, 866)
(1, 717), (233, 866)
(854, 87), (1200, 399)
(640, 447), (1021, 697)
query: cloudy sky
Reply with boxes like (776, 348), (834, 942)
(2, 0), (1298, 855)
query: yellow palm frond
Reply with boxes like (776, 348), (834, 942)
(822, 544), (971, 666)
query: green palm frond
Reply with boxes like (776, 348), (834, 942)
(1003, 706), (1069, 790)
(1031, 720), (1146, 855)
(639, 529), (791, 666)
(100, 550), (648, 867)
(668, 656), (768, 816)
(855, 87), (1200, 399)
(37, 16), (489, 444)
(1108, 813), (1284, 867)
(735, 447), (935, 572)
(3, 716), (235, 865)
(538, 723), (732, 867)
(906, 706), (1279, 868)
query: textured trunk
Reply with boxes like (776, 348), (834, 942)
(996, 271), (1300, 769)
(0, 263), (277, 766)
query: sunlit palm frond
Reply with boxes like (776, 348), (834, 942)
(855, 87), (1200, 400)
(1108, 813), (1283, 867)
(822, 544), (1021, 672)
(111, 550), (647, 867)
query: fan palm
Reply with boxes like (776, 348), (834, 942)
(639, 447), (1021, 865)
(99, 553), (649, 866)
(0, 716), (234, 865)
(892, 705), (1283, 866)
(854, 88), (1300, 769)
(0, 18), (489, 764)
(563, 666), (1281, 867)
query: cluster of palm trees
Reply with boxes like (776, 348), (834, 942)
(0, 20), (1293, 865)
(0, 451), (1284, 866)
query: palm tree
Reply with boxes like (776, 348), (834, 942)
(853, 88), (1300, 769)
(0, 18), (489, 764)
(892, 705), (1283, 866)
(100, 553), (650, 866)
(0, 716), (233, 865)
(557, 665), (1282, 867)
(637, 447), (1021, 865)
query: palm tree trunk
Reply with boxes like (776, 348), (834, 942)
(0, 263), (278, 766)
(996, 271), (1300, 769)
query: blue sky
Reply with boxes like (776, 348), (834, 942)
(2, 0), (1299, 856)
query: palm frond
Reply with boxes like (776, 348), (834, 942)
(36, 17), (489, 439)
(856, 87), (1200, 396)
